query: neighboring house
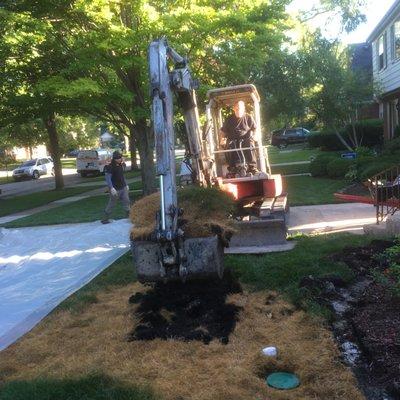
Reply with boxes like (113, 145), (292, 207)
(12, 145), (48, 160)
(368, 0), (400, 139)
(348, 42), (380, 120)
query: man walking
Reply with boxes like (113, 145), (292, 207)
(101, 150), (130, 224)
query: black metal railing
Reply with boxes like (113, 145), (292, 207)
(368, 165), (400, 223)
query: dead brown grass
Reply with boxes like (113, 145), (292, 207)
(129, 187), (236, 241)
(0, 284), (364, 400)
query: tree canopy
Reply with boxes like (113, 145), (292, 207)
(0, 0), (371, 189)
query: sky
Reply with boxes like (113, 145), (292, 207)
(288, 0), (396, 44)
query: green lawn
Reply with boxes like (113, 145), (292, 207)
(271, 163), (310, 176)
(57, 233), (371, 320)
(267, 145), (323, 164)
(227, 233), (370, 317)
(284, 175), (347, 206)
(84, 169), (141, 182)
(2, 191), (140, 227)
(0, 185), (104, 217)
(53, 233), (369, 318)
(61, 158), (76, 169)
(0, 374), (157, 400)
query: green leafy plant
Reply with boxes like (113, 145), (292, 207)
(372, 238), (400, 297)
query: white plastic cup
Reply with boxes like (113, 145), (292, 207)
(262, 346), (278, 357)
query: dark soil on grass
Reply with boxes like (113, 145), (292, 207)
(127, 270), (242, 345)
(338, 182), (371, 197)
(302, 240), (400, 399)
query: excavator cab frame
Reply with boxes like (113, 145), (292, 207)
(205, 84), (270, 179)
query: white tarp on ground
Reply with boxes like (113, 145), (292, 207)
(0, 219), (131, 352)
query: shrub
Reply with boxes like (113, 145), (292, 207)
(382, 137), (400, 155)
(345, 119), (383, 148)
(359, 159), (399, 181)
(326, 158), (354, 178)
(310, 153), (338, 177)
(355, 146), (375, 158)
(308, 119), (383, 151)
(308, 131), (346, 151)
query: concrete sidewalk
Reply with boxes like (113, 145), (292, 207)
(288, 203), (377, 235)
(0, 177), (141, 225)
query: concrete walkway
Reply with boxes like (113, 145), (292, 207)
(288, 203), (377, 235)
(270, 160), (311, 167)
(0, 177), (141, 225)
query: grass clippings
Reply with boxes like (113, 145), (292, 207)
(0, 283), (363, 400)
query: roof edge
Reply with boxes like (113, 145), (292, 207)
(367, 0), (400, 43)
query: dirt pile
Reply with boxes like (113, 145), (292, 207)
(129, 186), (236, 241)
(127, 271), (242, 344)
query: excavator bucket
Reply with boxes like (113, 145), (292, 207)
(131, 236), (224, 283)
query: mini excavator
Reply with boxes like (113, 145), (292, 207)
(131, 38), (288, 283)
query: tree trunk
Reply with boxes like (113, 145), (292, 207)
(333, 126), (354, 152)
(132, 120), (155, 195)
(43, 112), (64, 189)
(129, 134), (139, 170)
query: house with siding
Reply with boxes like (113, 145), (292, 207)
(368, 0), (400, 139)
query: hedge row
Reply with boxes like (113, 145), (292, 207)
(310, 152), (400, 180)
(308, 119), (384, 151)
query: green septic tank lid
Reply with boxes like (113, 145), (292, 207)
(266, 372), (300, 390)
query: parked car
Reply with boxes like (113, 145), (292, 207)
(271, 127), (310, 148)
(12, 157), (54, 181)
(76, 149), (113, 177)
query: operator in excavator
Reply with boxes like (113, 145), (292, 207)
(220, 100), (258, 177)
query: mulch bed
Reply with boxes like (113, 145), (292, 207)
(337, 182), (371, 198)
(329, 240), (400, 397)
(352, 282), (400, 394)
(127, 271), (242, 344)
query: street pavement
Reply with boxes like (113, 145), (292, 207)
(0, 169), (87, 198)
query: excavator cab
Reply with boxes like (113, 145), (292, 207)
(204, 84), (268, 179)
(203, 86), (288, 243)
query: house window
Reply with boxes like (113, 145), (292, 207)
(378, 33), (387, 70)
(392, 20), (400, 60)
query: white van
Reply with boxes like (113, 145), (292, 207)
(76, 149), (112, 177)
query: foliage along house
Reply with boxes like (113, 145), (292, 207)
(368, 0), (400, 140)
(348, 42), (380, 120)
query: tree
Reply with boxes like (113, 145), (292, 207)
(0, 1), (80, 189)
(0, 120), (47, 157)
(37, 0), (291, 194)
(259, 50), (308, 130)
(56, 116), (100, 155)
(299, 0), (367, 33)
